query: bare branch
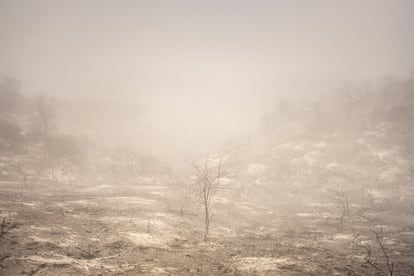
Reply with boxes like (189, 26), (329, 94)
(190, 155), (227, 241)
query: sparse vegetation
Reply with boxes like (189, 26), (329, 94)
(0, 74), (413, 274)
(1, 0), (414, 274)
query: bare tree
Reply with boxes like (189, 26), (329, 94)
(33, 93), (56, 139)
(0, 76), (22, 112)
(191, 155), (227, 241)
(13, 161), (29, 188)
(331, 188), (350, 224)
(116, 147), (140, 185)
(356, 228), (395, 276)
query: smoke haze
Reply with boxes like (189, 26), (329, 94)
(1, 0), (413, 154)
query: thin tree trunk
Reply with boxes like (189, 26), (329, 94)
(204, 202), (209, 241)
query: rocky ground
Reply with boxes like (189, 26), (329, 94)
(1, 180), (414, 276)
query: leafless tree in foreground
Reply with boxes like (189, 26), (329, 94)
(191, 155), (227, 241)
(356, 228), (395, 276)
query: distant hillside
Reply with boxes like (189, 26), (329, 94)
(221, 77), (414, 223)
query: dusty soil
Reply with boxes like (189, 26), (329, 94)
(1, 181), (414, 275)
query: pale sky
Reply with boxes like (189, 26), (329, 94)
(1, 0), (413, 155)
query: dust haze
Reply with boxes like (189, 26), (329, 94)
(1, 1), (414, 275)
